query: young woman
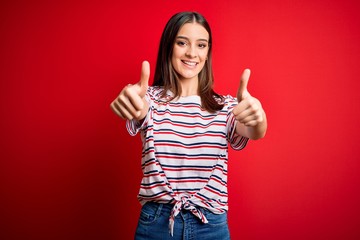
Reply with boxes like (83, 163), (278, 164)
(110, 11), (267, 240)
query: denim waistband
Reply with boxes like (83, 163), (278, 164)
(144, 198), (208, 236)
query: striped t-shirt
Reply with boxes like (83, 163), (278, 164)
(126, 86), (248, 234)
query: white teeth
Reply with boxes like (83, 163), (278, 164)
(183, 61), (197, 66)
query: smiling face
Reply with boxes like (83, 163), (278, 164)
(171, 22), (209, 83)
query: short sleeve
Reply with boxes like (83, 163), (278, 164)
(125, 88), (153, 136)
(225, 95), (249, 150)
(126, 118), (146, 136)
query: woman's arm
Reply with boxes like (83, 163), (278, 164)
(232, 69), (267, 140)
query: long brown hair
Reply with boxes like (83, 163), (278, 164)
(152, 12), (224, 113)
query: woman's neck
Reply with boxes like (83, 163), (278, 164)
(178, 77), (199, 96)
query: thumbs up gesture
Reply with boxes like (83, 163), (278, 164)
(110, 61), (150, 121)
(232, 69), (266, 134)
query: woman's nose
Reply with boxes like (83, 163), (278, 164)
(185, 45), (196, 58)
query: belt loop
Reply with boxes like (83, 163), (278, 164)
(156, 203), (163, 217)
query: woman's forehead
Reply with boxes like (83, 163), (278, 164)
(177, 22), (209, 41)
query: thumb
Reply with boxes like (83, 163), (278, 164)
(138, 60), (150, 96)
(237, 68), (251, 101)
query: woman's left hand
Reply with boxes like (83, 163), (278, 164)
(232, 69), (265, 127)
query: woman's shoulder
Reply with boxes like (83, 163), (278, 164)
(215, 93), (237, 104)
(224, 94), (238, 102)
(214, 94), (238, 110)
(147, 86), (166, 99)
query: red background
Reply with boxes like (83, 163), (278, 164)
(1, 0), (360, 239)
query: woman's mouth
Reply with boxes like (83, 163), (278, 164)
(182, 60), (198, 67)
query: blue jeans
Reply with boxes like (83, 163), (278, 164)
(134, 202), (230, 240)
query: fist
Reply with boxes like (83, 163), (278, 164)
(232, 69), (264, 127)
(110, 61), (150, 120)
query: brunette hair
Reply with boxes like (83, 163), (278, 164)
(152, 11), (224, 113)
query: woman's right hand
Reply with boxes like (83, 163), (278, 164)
(110, 61), (150, 121)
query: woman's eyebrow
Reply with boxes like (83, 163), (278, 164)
(176, 36), (209, 42)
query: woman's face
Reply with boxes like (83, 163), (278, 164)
(171, 22), (209, 82)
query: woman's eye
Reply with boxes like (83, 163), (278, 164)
(198, 43), (207, 48)
(177, 41), (186, 46)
